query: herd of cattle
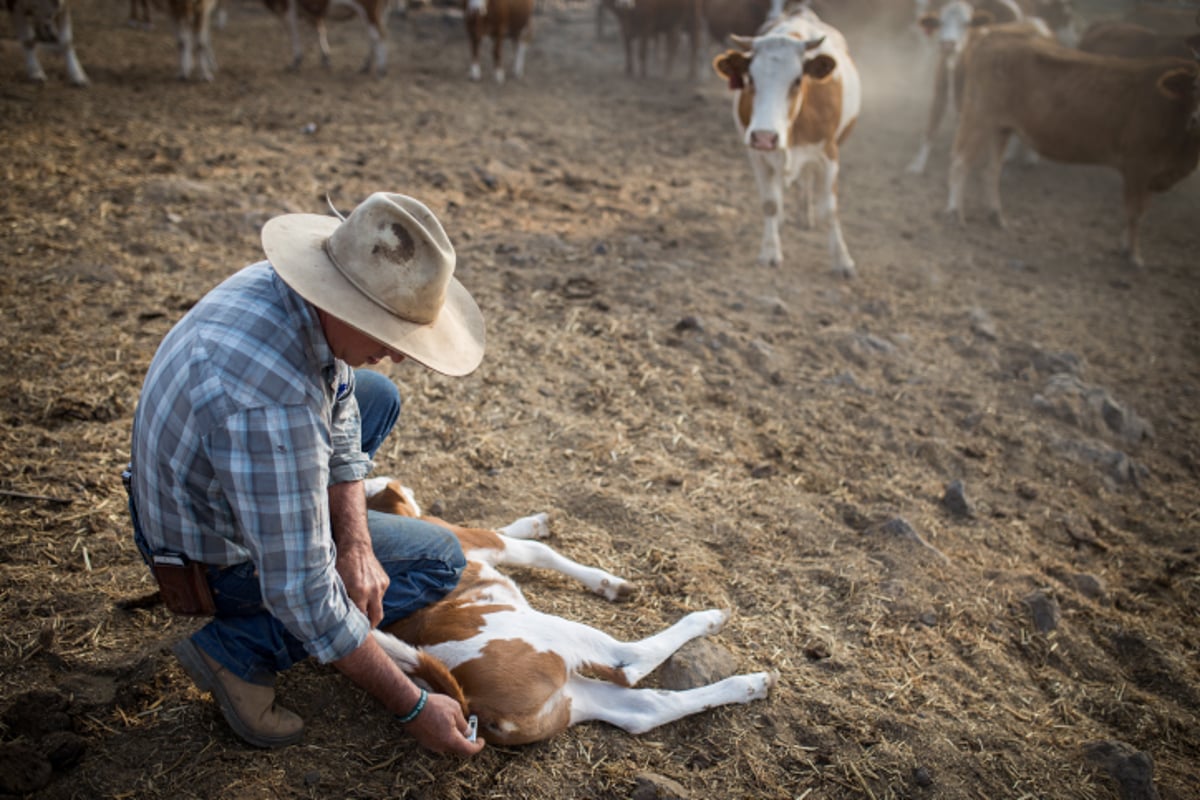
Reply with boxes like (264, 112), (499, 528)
(5, 0), (1200, 269)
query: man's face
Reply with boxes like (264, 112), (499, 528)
(318, 310), (407, 368)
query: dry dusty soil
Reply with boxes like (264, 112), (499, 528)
(2, 1), (1199, 798)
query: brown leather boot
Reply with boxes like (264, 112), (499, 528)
(172, 638), (304, 748)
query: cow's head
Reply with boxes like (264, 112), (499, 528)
(713, 33), (833, 152)
(921, 1), (976, 59)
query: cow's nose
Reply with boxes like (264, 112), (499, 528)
(749, 130), (779, 151)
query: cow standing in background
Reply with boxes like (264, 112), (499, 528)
(163, 0), (221, 81)
(5, 0), (89, 85)
(700, 0), (782, 44)
(608, 0), (703, 79)
(261, 0), (391, 76)
(947, 23), (1200, 268)
(712, 7), (861, 276)
(464, 0), (535, 83)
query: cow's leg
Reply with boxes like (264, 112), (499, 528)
(607, 608), (730, 686)
(638, 32), (649, 78)
(492, 29), (505, 83)
(195, 3), (218, 82)
(907, 56), (949, 174)
(566, 671), (776, 734)
(314, 19), (334, 69)
(748, 152), (784, 266)
(488, 530), (634, 601)
(176, 17), (196, 80)
(946, 115), (985, 223)
(1120, 182), (1148, 269)
(818, 153), (855, 278)
(983, 128), (1010, 228)
(54, 8), (89, 85)
(283, 0), (305, 70)
(467, 17), (483, 80)
(512, 32), (528, 79)
(14, 12), (48, 83)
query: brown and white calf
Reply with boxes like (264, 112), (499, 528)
(362, 478), (776, 745)
(712, 7), (861, 276)
(5, 0), (89, 85)
(261, 0), (390, 76)
(608, 0), (703, 79)
(463, 0), (534, 83)
(947, 23), (1200, 268)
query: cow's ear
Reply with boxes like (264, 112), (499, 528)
(804, 54), (837, 81)
(918, 13), (940, 35)
(713, 51), (749, 90)
(1157, 67), (1197, 101)
(969, 10), (993, 26)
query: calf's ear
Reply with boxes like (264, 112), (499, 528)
(713, 51), (749, 90)
(804, 54), (837, 81)
(1156, 67), (1197, 101)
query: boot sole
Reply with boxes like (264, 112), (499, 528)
(171, 638), (303, 749)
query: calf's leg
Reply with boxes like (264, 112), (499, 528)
(566, 671), (776, 734)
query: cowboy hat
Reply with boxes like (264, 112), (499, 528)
(262, 192), (485, 377)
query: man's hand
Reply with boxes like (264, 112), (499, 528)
(334, 632), (485, 758)
(402, 693), (486, 756)
(329, 480), (388, 626)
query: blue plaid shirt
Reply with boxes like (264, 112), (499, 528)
(130, 261), (372, 663)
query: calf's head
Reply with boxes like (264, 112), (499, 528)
(713, 34), (834, 152)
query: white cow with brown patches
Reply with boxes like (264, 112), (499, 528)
(712, 7), (861, 277)
(363, 478), (776, 746)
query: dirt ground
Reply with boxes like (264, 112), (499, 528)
(2, 0), (1198, 797)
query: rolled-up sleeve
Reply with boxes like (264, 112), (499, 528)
(207, 403), (370, 663)
(328, 367), (373, 486)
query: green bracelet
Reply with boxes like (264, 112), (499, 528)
(395, 689), (428, 724)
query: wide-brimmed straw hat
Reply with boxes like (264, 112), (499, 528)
(261, 192), (485, 376)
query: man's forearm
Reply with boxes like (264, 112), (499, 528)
(329, 479), (371, 549)
(334, 633), (423, 716)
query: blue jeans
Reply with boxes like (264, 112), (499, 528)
(128, 369), (466, 685)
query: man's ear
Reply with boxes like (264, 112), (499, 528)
(713, 50), (750, 91)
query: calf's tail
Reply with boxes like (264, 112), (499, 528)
(370, 629), (469, 715)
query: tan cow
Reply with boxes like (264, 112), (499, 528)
(363, 478), (776, 745)
(947, 23), (1200, 267)
(712, 6), (861, 275)
(4, 0), (89, 85)
(463, 0), (535, 83)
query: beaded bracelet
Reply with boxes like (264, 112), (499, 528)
(395, 688), (428, 724)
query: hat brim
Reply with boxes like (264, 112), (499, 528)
(262, 213), (485, 377)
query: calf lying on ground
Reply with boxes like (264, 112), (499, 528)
(5, 0), (89, 85)
(364, 477), (776, 745)
(947, 22), (1200, 268)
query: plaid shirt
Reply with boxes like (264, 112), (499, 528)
(130, 261), (372, 663)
